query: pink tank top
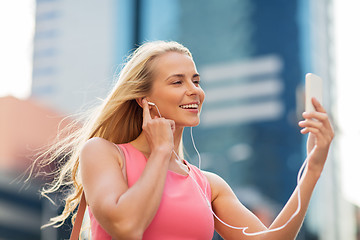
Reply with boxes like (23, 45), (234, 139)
(88, 143), (214, 239)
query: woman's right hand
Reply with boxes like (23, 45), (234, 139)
(142, 99), (175, 154)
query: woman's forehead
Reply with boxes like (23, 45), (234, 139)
(152, 51), (197, 78)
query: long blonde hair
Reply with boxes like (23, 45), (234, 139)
(36, 41), (192, 228)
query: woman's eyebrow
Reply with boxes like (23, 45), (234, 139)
(166, 74), (185, 80)
(165, 73), (200, 81)
(165, 74), (186, 82)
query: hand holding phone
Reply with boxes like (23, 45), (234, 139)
(305, 73), (323, 112)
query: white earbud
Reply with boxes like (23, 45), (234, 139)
(146, 101), (161, 117)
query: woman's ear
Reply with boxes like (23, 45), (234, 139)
(136, 98), (152, 109)
(136, 98), (144, 108)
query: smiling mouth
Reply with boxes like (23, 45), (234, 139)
(179, 103), (199, 109)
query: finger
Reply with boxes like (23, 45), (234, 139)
(142, 99), (152, 123)
(298, 119), (323, 129)
(302, 111), (328, 122)
(301, 123), (333, 140)
(302, 111), (333, 133)
(312, 98), (326, 113)
(299, 117), (330, 137)
(301, 127), (320, 135)
(168, 119), (175, 133)
(307, 100), (334, 133)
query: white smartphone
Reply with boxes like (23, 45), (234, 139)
(305, 73), (323, 112)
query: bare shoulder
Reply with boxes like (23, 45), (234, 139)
(80, 137), (123, 166)
(202, 171), (231, 202)
(202, 171), (228, 187)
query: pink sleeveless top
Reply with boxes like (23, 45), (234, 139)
(88, 143), (214, 239)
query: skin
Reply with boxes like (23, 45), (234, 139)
(80, 51), (334, 240)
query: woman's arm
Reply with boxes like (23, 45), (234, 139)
(80, 100), (175, 240)
(207, 98), (334, 240)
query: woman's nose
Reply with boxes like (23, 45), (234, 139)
(185, 82), (200, 96)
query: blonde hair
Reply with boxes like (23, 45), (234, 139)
(35, 41), (192, 228)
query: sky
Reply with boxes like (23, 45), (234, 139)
(0, 0), (35, 99)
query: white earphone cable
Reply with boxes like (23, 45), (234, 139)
(150, 103), (307, 235)
(188, 126), (308, 235)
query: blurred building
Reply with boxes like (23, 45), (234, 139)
(0, 96), (68, 168)
(0, 0), (353, 239)
(0, 96), (73, 239)
(32, 0), (116, 114)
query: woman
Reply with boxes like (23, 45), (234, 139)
(40, 41), (334, 239)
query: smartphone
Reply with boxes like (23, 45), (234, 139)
(305, 73), (323, 112)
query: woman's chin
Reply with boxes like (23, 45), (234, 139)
(185, 119), (200, 127)
(174, 116), (201, 128)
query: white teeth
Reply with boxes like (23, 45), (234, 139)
(180, 104), (199, 109)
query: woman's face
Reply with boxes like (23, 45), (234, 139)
(147, 51), (205, 127)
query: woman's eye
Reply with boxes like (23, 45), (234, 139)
(193, 80), (200, 85)
(173, 80), (182, 84)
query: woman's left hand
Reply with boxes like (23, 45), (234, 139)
(298, 97), (335, 173)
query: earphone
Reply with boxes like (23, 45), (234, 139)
(144, 100), (307, 236)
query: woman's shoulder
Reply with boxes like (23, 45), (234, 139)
(83, 136), (115, 146)
(202, 170), (232, 202)
(80, 137), (122, 164)
(81, 137), (114, 152)
(202, 171), (227, 186)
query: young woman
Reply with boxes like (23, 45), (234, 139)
(40, 41), (334, 239)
